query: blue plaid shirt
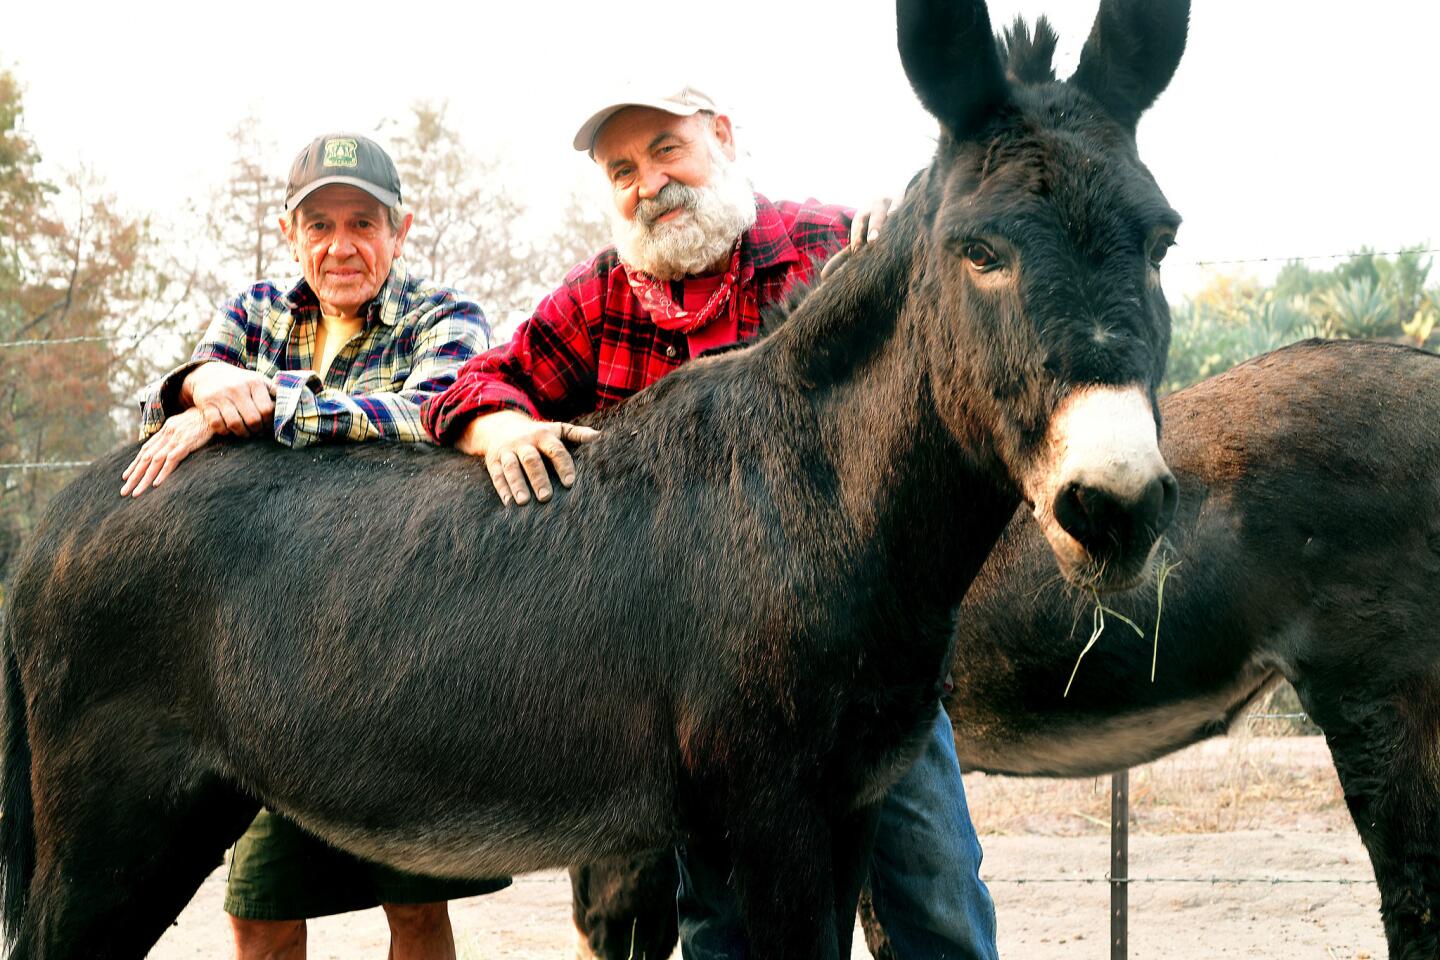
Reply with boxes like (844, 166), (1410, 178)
(141, 264), (489, 447)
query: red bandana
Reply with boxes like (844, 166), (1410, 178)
(624, 240), (743, 335)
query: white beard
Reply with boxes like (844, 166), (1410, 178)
(610, 145), (758, 281)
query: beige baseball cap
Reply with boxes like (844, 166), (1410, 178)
(572, 85), (721, 153)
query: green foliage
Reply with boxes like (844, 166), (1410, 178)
(1318, 276), (1389, 339)
(1166, 246), (1438, 393)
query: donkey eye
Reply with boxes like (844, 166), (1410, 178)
(1148, 233), (1176, 268)
(962, 241), (1002, 272)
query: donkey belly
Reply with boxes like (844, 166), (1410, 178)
(952, 660), (1281, 777)
(205, 620), (687, 879)
(221, 692), (685, 878)
(291, 775), (681, 879)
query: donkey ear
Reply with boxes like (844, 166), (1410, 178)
(1070, 0), (1190, 132)
(897, 0), (1011, 142)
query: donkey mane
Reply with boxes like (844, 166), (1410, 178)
(1001, 16), (1061, 86)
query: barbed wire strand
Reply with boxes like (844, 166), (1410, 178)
(1189, 246), (1439, 268)
(0, 333), (160, 349)
(486, 872), (1377, 887)
(991, 875), (1375, 886)
(502, 875), (1375, 887)
(0, 460), (96, 471)
(195, 867), (1375, 888)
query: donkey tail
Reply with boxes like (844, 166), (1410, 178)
(0, 609), (34, 945)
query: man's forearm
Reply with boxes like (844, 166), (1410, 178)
(177, 360), (222, 408)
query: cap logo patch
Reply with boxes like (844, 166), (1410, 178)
(323, 138), (359, 168)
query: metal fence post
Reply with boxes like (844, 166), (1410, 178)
(1111, 769), (1129, 960)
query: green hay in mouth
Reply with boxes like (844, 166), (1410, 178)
(1063, 553), (1180, 698)
(1151, 556), (1181, 683)
(1063, 589), (1144, 698)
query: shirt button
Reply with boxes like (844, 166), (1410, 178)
(666, 345), (677, 358)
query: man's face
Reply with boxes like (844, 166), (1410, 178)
(593, 108), (733, 224)
(592, 108), (756, 280)
(280, 185), (412, 318)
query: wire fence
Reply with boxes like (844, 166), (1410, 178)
(993, 874), (1374, 886)
(0, 461), (95, 472)
(0, 333), (152, 349)
(487, 871), (1380, 887)
(1191, 246), (1439, 268)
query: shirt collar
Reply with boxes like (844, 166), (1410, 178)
(740, 194), (800, 276)
(281, 262), (410, 327)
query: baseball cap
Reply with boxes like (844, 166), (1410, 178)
(285, 133), (402, 212)
(572, 85), (721, 153)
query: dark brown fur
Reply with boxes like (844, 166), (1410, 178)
(575, 339), (1440, 960)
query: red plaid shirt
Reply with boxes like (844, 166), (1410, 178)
(421, 195), (852, 443)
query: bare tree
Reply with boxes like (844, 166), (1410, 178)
(206, 116), (289, 287)
(0, 72), (216, 567)
(382, 102), (615, 338)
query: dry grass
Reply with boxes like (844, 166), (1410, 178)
(964, 724), (1348, 838)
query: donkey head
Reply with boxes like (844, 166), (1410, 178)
(898, 0), (1188, 590)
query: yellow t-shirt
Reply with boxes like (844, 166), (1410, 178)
(314, 314), (365, 381)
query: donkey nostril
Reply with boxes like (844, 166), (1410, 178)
(1052, 481), (1095, 547)
(1157, 471), (1179, 533)
(1054, 472), (1176, 561)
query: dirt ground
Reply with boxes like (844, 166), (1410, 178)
(152, 736), (1384, 959)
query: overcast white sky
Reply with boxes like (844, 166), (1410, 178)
(8, 0), (1439, 301)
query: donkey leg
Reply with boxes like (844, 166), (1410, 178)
(1295, 668), (1440, 959)
(727, 804), (840, 960)
(18, 726), (258, 960)
(570, 852), (679, 960)
(677, 805), (872, 960)
(829, 803), (880, 956)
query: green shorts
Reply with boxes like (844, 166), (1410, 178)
(224, 809), (511, 921)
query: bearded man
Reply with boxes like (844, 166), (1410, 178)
(421, 88), (999, 959)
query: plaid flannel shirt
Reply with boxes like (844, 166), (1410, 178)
(421, 195), (852, 443)
(141, 264), (489, 447)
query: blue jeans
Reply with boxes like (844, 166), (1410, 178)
(677, 704), (998, 959)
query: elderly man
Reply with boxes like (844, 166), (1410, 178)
(128, 133), (506, 960)
(422, 90), (999, 959)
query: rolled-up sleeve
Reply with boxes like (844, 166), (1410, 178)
(137, 294), (255, 440)
(421, 280), (599, 445)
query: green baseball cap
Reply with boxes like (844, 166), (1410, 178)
(285, 133), (402, 212)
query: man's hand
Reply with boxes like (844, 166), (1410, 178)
(457, 410), (600, 506)
(821, 193), (904, 282)
(121, 408), (217, 497)
(182, 361), (275, 437)
(850, 195), (895, 249)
